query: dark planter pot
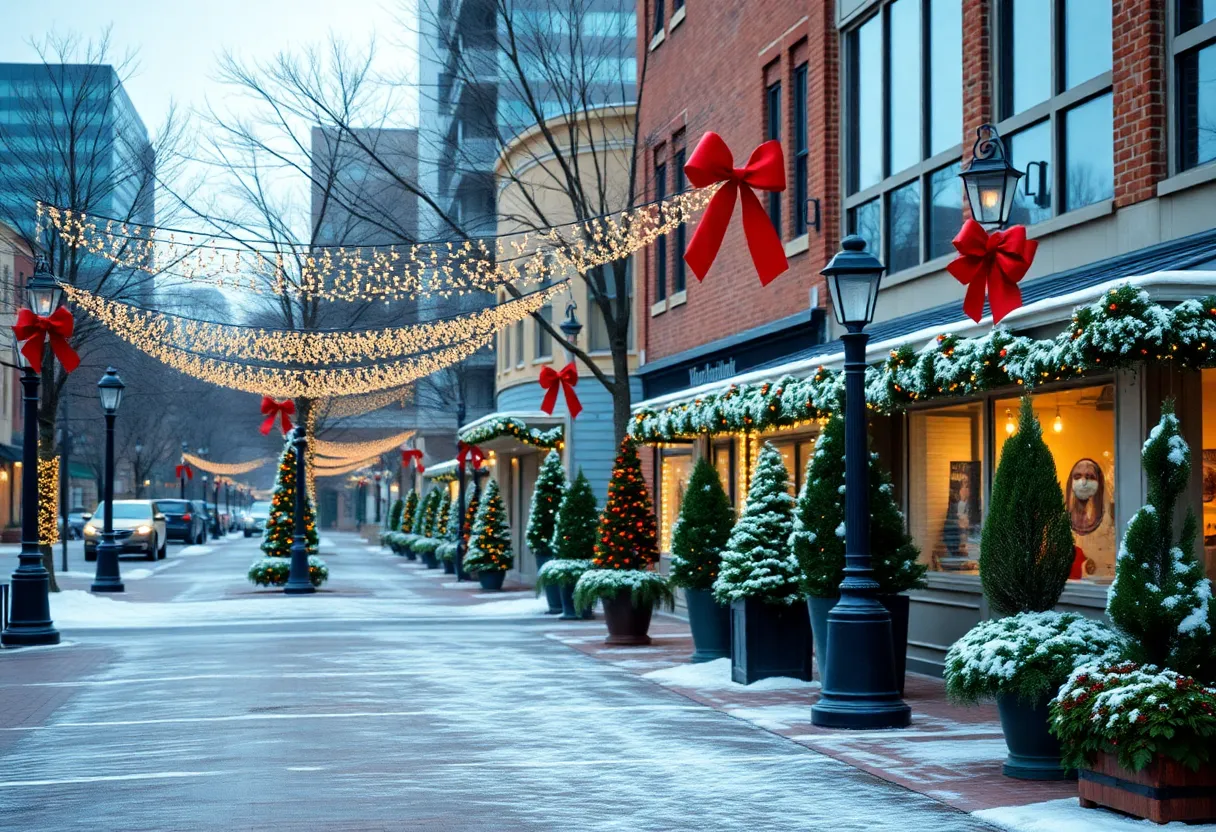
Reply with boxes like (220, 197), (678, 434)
(601, 588), (653, 645)
(995, 693), (1073, 781)
(685, 588), (730, 663)
(421, 549), (439, 569)
(478, 570), (506, 591)
(534, 552), (562, 615)
(1080, 751), (1216, 823)
(731, 598), (813, 685)
(807, 593), (909, 694)
(404, 548), (418, 561)
(442, 559), (455, 574)
(559, 582), (593, 620)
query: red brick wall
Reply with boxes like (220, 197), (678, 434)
(1112, 0), (1168, 207)
(960, 0), (992, 222)
(638, 1), (831, 364)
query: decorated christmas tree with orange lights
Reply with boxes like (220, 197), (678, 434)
(261, 438), (318, 557)
(463, 478), (512, 575)
(592, 438), (659, 570)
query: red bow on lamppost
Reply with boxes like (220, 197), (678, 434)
(259, 396), (295, 436)
(682, 131), (789, 286)
(946, 219), (1039, 325)
(175, 464), (193, 480)
(12, 307), (80, 374)
(401, 448), (425, 473)
(538, 361), (582, 419)
(457, 442), (484, 472)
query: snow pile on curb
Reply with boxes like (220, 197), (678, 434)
(643, 658), (820, 692)
(452, 597), (549, 617)
(974, 798), (1216, 831)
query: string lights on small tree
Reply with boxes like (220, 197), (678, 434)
(261, 438), (318, 557)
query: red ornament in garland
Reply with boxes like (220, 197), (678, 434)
(537, 361), (582, 418)
(946, 219), (1038, 324)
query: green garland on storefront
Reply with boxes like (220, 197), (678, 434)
(459, 417), (564, 450)
(630, 286), (1216, 443)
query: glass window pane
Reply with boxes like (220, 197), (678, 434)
(887, 180), (921, 273)
(535, 305), (552, 359)
(673, 149), (687, 292)
(713, 442), (734, 507)
(1201, 370), (1216, 552)
(1064, 93), (1114, 211)
(889, 0), (923, 173)
(1179, 0), (1216, 32)
(1008, 0), (1052, 115)
(855, 15), (884, 191)
(1064, 0), (1112, 88)
(659, 452), (693, 553)
(994, 386), (1116, 582)
(1179, 45), (1216, 172)
(1007, 120), (1052, 225)
(851, 197), (881, 256)
(929, 0), (963, 156)
(908, 401), (983, 574)
(655, 162), (667, 300)
(767, 83), (782, 234)
(928, 162), (963, 259)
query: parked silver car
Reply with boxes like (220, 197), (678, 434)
(83, 500), (168, 561)
(242, 501), (272, 537)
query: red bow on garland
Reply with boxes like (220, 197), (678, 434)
(682, 131), (789, 286)
(457, 442), (484, 472)
(538, 361), (582, 419)
(259, 396), (295, 436)
(176, 464), (193, 480)
(946, 219), (1039, 325)
(401, 449), (425, 473)
(12, 307), (80, 374)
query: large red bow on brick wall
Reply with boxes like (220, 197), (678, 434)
(401, 449), (425, 473)
(259, 397), (295, 436)
(457, 442), (484, 472)
(538, 362), (582, 419)
(12, 307), (79, 374)
(946, 219), (1039, 325)
(682, 131), (788, 286)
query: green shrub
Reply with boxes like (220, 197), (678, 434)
(669, 458), (733, 592)
(247, 556), (328, 588)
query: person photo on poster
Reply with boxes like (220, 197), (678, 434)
(1067, 458), (1104, 536)
(937, 460), (981, 570)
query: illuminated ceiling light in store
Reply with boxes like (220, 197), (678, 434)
(1053, 405), (1064, 434)
(1005, 408), (1015, 436)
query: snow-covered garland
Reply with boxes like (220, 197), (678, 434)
(459, 417), (564, 450)
(630, 286), (1216, 442)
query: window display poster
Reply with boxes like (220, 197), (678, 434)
(935, 461), (981, 572)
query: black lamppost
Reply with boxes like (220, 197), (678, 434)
(211, 476), (221, 539)
(373, 472), (382, 524)
(91, 368), (126, 593)
(179, 441), (188, 498)
(283, 426), (314, 594)
(224, 481), (231, 530)
(1, 259), (63, 646)
(811, 235), (910, 730)
(959, 124), (1024, 232)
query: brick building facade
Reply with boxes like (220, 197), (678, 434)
(634, 0), (1216, 671)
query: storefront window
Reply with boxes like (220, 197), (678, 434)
(994, 385), (1116, 582)
(1201, 371), (1216, 559)
(659, 450), (693, 552)
(909, 401), (984, 573)
(712, 440), (734, 507)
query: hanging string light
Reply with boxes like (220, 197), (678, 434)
(313, 430), (417, 462)
(180, 452), (271, 476)
(62, 282), (567, 365)
(320, 385), (414, 419)
(313, 457), (382, 478)
(39, 187), (714, 303)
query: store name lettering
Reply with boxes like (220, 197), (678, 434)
(688, 359), (736, 387)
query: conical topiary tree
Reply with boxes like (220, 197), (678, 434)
(463, 478), (513, 574)
(261, 438), (319, 557)
(980, 396), (1074, 615)
(435, 489), (453, 537)
(461, 481), (481, 546)
(388, 497), (404, 533)
(400, 489), (419, 532)
(791, 414), (925, 598)
(1108, 401), (1216, 681)
(669, 457), (734, 591)
(410, 488), (430, 535)
(713, 442), (800, 605)
(527, 450), (567, 560)
(426, 490), (446, 537)
(551, 470), (599, 561)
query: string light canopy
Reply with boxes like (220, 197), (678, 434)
(313, 456), (382, 478)
(62, 282), (567, 366)
(180, 452), (271, 476)
(320, 385), (414, 418)
(313, 430), (417, 463)
(39, 188), (713, 303)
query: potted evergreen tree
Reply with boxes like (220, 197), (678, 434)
(463, 478), (512, 590)
(398, 488), (419, 559)
(792, 414), (925, 692)
(436, 489), (461, 567)
(527, 450), (567, 614)
(713, 442), (811, 684)
(417, 490), (443, 569)
(1051, 402), (1216, 822)
(944, 396), (1077, 780)
(669, 457), (734, 662)
(383, 498), (404, 549)
(434, 489), (455, 573)
(573, 439), (672, 644)
(537, 469), (598, 619)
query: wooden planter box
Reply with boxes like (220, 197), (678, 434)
(1080, 752), (1216, 823)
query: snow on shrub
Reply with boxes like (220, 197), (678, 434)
(247, 556), (328, 588)
(535, 558), (592, 591)
(572, 568), (673, 615)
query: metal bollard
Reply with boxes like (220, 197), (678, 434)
(0, 583), (8, 634)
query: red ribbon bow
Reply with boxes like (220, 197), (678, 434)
(538, 361), (582, 419)
(457, 442), (484, 472)
(682, 131), (789, 286)
(12, 307), (80, 374)
(401, 449), (425, 473)
(946, 219), (1039, 325)
(259, 396), (295, 436)
(176, 464), (193, 481)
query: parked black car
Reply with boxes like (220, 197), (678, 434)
(158, 499), (207, 545)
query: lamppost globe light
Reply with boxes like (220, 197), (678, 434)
(97, 367), (125, 415)
(821, 235), (884, 329)
(9, 330), (30, 370)
(959, 123), (1023, 231)
(25, 255), (64, 317)
(559, 301), (583, 343)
